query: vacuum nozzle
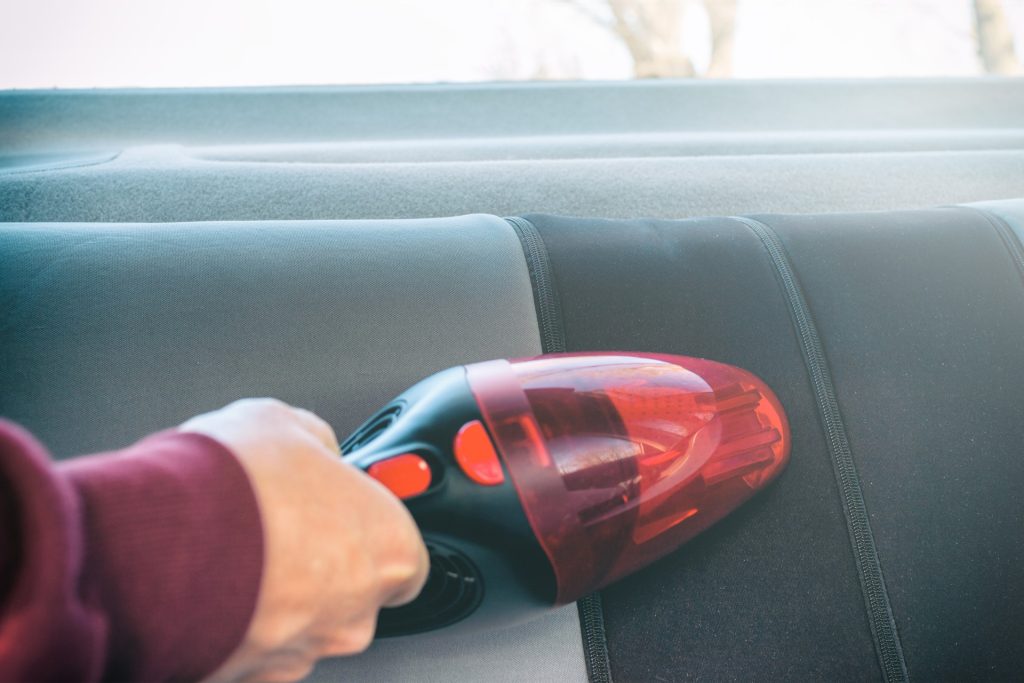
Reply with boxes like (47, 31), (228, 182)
(467, 353), (789, 604)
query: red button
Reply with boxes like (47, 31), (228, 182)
(367, 453), (432, 500)
(454, 420), (505, 486)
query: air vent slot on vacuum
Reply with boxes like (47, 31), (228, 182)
(375, 539), (484, 638)
(341, 402), (404, 455)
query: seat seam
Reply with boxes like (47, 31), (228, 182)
(730, 215), (908, 683)
(952, 206), (1024, 288)
(503, 216), (612, 683)
(504, 216), (567, 354)
(0, 151), (122, 176)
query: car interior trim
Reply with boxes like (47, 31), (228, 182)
(505, 216), (567, 355)
(967, 199), (1024, 246)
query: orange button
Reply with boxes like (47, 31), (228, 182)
(454, 420), (505, 486)
(367, 453), (432, 500)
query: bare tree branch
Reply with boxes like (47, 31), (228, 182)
(973, 0), (1022, 75)
(704, 0), (737, 78)
(558, 0), (736, 79)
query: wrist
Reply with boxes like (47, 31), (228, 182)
(61, 431), (264, 681)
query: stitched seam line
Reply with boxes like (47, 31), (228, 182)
(505, 216), (612, 683)
(577, 592), (613, 683)
(957, 206), (1024, 287)
(0, 151), (121, 176)
(731, 215), (908, 683)
(505, 216), (567, 354)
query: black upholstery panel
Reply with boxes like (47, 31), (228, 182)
(524, 214), (880, 681)
(764, 208), (1024, 680)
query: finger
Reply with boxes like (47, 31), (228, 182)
(290, 406), (340, 454)
(317, 616), (377, 657)
(382, 542), (430, 608)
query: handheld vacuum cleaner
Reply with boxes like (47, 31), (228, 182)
(341, 353), (790, 637)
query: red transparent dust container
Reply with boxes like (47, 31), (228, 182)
(467, 353), (790, 604)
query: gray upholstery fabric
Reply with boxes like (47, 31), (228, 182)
(968, 198), (1024, 243)
(1, 145), (1023, 223)
(3, 80), (1022, 153)
(0, 215), (591, 682)
(307, 605), (587, 683)
(3, 80), (1023, 224)
(0, 216), (539, 456)
(189, 129), (1024, 164)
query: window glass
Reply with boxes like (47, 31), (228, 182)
(1, 0), (1021, 89)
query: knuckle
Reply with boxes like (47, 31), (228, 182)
(378, 539), (429, 607)
(397, 544), (426, 584)
(345, 619), (377, 654)
(256, 397), (292, 414)
(352, 625), (376, 653)
(318, 616), (376, 657)
(237, 397), (290, 414)
(398, 523), (429, 575)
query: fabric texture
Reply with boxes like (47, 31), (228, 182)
(761, 207), (1024, 680)
(525, 204), (1024, 681)
(1, 146), (1022, 223)
(307, 605), (587, 683)
(525, 213), (880, 681)
(3, 81), (1023, 224)
(733, 215), (906, 681)
(0, 420), (263, 682)
(0, 216), (541, 458)
(3, 80), (1022, 153)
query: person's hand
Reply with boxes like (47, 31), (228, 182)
(182, 399), (429, 683)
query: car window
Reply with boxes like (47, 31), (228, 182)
(0, 0), (1022, 89)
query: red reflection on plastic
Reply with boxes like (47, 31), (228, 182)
(466, 353), (790, 604)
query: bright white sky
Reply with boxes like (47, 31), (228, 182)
(0, 0), (1022, 89)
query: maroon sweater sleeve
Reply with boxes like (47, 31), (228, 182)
(0, 420), (264, 683)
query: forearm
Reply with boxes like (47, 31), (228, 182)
(0, 420), (264, 682)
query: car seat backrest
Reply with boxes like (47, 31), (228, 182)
(3, 201), (1023, 681)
